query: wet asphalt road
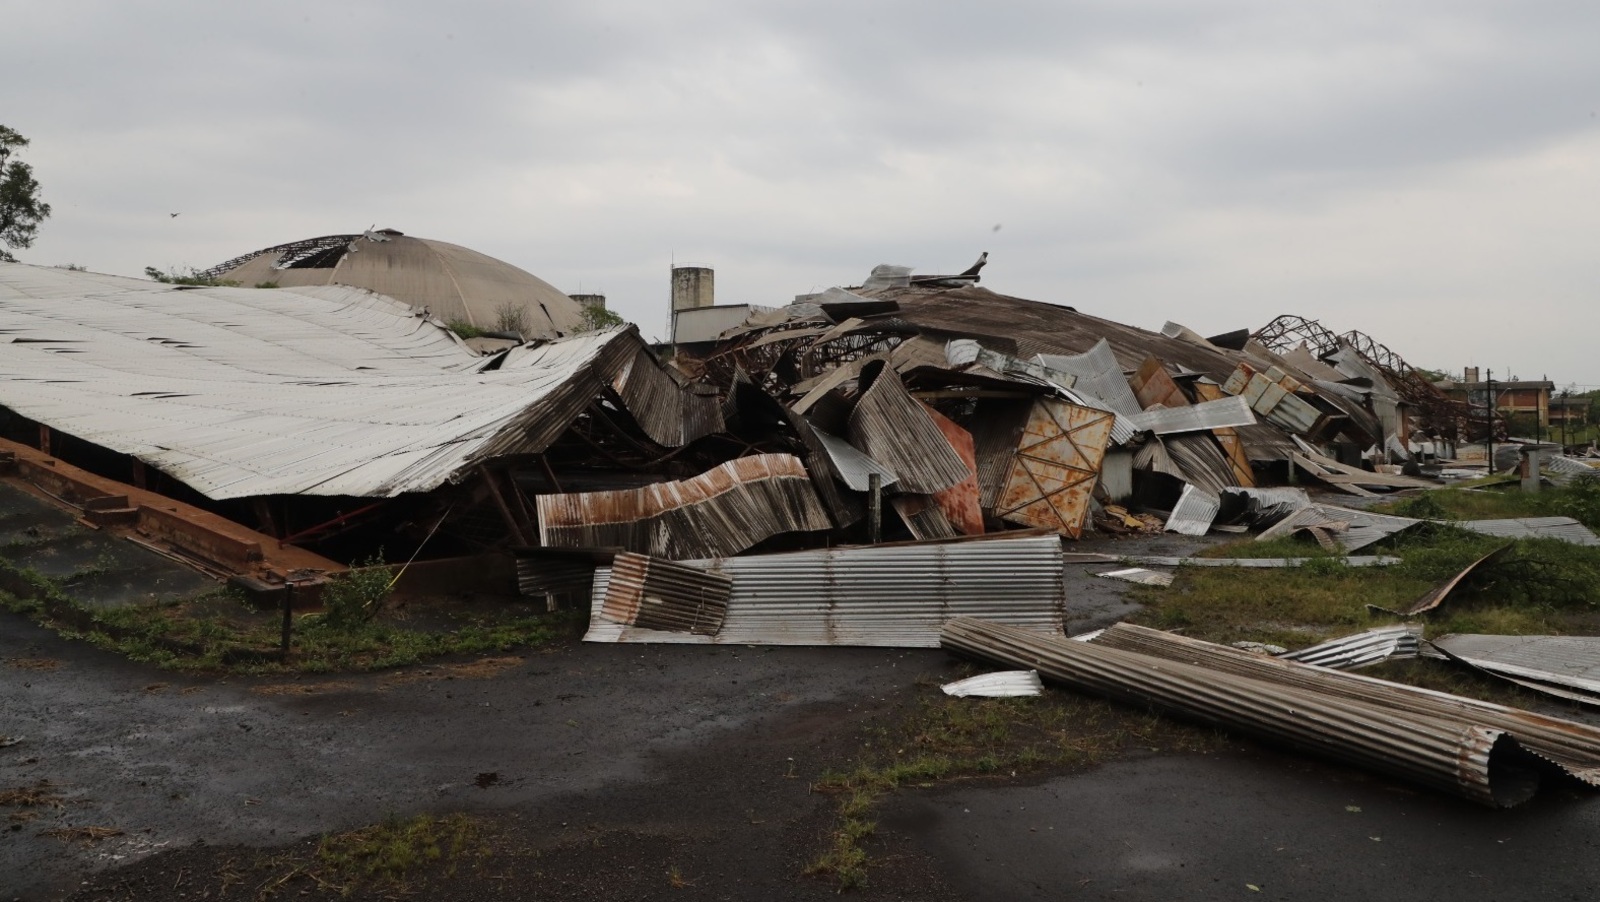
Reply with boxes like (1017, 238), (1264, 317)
(0, 613), (948, 900)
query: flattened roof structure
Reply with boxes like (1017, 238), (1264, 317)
(203, 230), (584, 337)
(0, 264), (634, 500)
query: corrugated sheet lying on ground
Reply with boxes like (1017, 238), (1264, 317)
(536, 453), (832, 560)
(1121, 554), (1400, 568)
(1545, 455), (1600, 484)
(0, 264), (648, 499)
(1431, 635), (1600, 706)
(584, 533), (1066, 647)
(1164, 484), (1221, 536)
(1277, 625), (1424, 669)
(848, 363), (972, 494)
(944, 618), (1544, 807)
(1085, 622), (1600, 790)
(941, 670), (1043, 697)
(597, 552), (731, 635)
(1458, 517), (1600, 546)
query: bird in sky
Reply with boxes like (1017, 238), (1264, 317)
(169, 212), (180, 218)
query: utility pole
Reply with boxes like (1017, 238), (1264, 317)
(1485, 368), (1495, 474)
(1563, 388), (1570, 451)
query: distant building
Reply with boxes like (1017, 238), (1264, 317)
(1441, 366), (1554, 428)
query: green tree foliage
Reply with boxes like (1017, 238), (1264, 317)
(577, 304), (625, 332)
(143, 265), (238, 287)
(0, 125), (51, 262)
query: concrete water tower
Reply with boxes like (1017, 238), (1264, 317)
(570, 293), (607, 311)
(671, 265), (714, 312)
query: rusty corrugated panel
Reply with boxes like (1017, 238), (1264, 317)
(1368, 544), (1515, 617)
(586, 533), (1066, 647)
(891, 495), (961, 540)
(848, 362), (971, 494)
(943, 618), (1544, 807)
(1089, 622), (1600, 788)
(535, 453), (833, 559)
(599, 552), (731, 634)
(1192, 381), (1256, 486)
(994, 399), (1114, 538)
(610, 346), (726, 447)
(966, 398), (1034, 511)
(1164, 433), (1241, 494)
(924, 404), (983, 535)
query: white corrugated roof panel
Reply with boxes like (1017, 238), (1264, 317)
(0, 264), (632, 499)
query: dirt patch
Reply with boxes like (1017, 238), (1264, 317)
(0, 780), (65, 808)
(376, 655), (525, 687)
(250, 680), (357, 697)
(5, 656), (62, 671)
(39, 826), (124, 843)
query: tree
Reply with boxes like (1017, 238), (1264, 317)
(143, 265), (237, 287)
(577, 304), (625, 332)
(0, 125), (51, 262)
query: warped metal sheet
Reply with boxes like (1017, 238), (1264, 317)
(848, 362), (971, 494)
(1368, 544), (1515, 617)
(1220, 486), (1310, 525)
(943, 618), (1541, 807)
(1123, 554), (1400, 568)
(1458, 517), (1600, 546)
(598, 552), (730, 635)
(1278, 625), (1425, 669)
(994, 399), (1114, 538)
(586, 533), (1066, 647)
(1084, 622), (1600, 791)
(812, 428), (898, 492)
(1125, 395), (1256, 435)
(1095, 567), (1174, 587)
(941, 670), (1044, 697)
(925, 405), (984, 535)
(609, 346), (726, 446)
(1432, 635), (1600, 706)
(1545, 455), (1600, 485)
(0, 265), (645, 500)
(1164, 433), (1241, 494)
(1034, 339), (1143, 417)
(1258, 505), (1419, 552)
(891, 495), (961, 540)
(1165, 483), (1220, 536)
(1191, 380), (1255, 486)
(536, 453), (832, 560)
(1129, 357), (1189, 410)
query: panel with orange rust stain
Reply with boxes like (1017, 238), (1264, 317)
(921, 403), (984, 535)
(994, 400), (1114, 539)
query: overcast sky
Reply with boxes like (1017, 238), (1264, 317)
(6, 1), (1598, 385)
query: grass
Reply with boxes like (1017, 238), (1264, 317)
(0, 559), (581, 675)
(805, 690), (1224, 889)
(250, 813), (487, 898)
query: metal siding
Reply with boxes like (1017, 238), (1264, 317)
(1125, 395), (1257, 434)
(599, 553), (731, 635)
(848, 364), (972, 494)
(584, 534), (1066, 647)
(1164, 484), (1221, 536)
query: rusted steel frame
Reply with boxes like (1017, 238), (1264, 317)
(941, 618), (1542, 807)
(479, 466), (531, 546)
(1088, 622), (1600, 788)
(277, 500), (387, 545)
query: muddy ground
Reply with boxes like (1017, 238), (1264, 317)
(6, 533), (1600, 901)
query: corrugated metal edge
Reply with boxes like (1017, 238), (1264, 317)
(1165, 484), (1221, 536)
(941, 670), (1044, 697)
(1278, 625), (1425, 669)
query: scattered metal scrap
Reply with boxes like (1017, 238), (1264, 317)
(598, 553), (731, 635)
(1430, 635), (1600, 707)
(1277, 625), (1425, 669)
(941, 670), (1044, 698)
(1094, 567), (1175, 587)
(944, 618), (1551, 807)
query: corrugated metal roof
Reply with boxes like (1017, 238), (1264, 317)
(536, 453), (833, 560)
(585, 533), (1066, 647)
(598, 552), (731, 635)
(812, 428), (898, 492)
(1278, 625), (1425, 669)
(1035, 339), (1144, 417)
(941, 670), (1044, 697)
(0, 264), (638, 499)
(944, 618), (1540, 807)
(1085, 623), (1600, 791)
(1458, 517), (1600, 546)
(848, 362), (971, 494)
(1165, 484), (1221, 536)
(1431, 634), (1600, 706)
(1126, 395), (1257, 434)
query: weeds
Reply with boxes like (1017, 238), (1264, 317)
(806, 693), (1221, 888)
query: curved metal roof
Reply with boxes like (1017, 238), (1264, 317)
(205, 229), (583, 337)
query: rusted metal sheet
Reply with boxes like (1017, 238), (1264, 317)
(1164, 433), (1241, 494)
(536, 453), (832, 560)
(924, 404), (984, 535)
(1130, 357), (1189, 410)
(1367, 544), (1514, 617)
(586, 533), (1066, 647)
(1192, 381), (1256, 486)
(967, 398), (1034, 511)
(994, 399), (1114, 538)
(848, 362), (971, 494)
(1431, 635), (1600, 706)
(1085, 622), (1600, 790)
(599, 552), (730, 634)
(944, 618), (1544, 807)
